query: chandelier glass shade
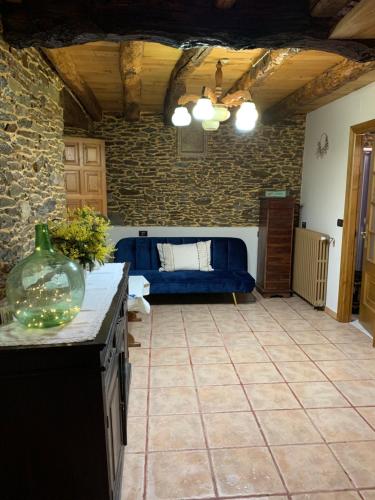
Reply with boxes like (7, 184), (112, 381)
(213, 104), (231, 122)
(171, 106), (191, 126)
(202, 119), (220, 131)
(172, 60), (259, 132)
(235, 117), (257, 132)
(235, 101), (259, 132)
(192, 97), (215, 121)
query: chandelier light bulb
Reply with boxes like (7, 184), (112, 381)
(236, 101), (259, 122)
(192, 97), (215, 121)
(171, 106), (192, 127)
(235, 116), (257, 132)
(235, 101), (259, 132)
(202, 119), (220, 131)
(213, 104), (231, 122)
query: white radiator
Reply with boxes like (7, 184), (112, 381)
(292, 228), (330, 307)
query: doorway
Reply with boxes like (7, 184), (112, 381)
(352, 140), (372, 316)
(338, 119), (375, 340)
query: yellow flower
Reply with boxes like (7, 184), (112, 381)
(49, 206), (115, 270)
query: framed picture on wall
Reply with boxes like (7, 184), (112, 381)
(177, 120), (207, 158)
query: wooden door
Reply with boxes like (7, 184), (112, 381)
(360, 152), (375, 339)
(63, 136), (107, 215)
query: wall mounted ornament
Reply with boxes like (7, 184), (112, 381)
(177, 119), (207, 158)
(316, 132), (329, 159)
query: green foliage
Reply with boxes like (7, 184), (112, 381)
(49, 207), (115, 271)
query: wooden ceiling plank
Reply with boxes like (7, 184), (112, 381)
(310, 0), (351, 17)
(262, 57), (375, 123)
(44, 48), (102, 121)
(330, 0), (375, 39)
(119, 41), (144, 121)
(227, 48), (301, 96)
(163, 47), (213, 124)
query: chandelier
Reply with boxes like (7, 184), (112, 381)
(172, 60), (259, 132)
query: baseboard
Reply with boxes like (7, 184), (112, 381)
(324, 306), (337, 320)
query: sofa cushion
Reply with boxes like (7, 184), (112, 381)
(157, 241), (213, 272)
(129, 269), (255, 294)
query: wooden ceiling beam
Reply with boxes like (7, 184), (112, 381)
(262, 57), (375, 124)
(214, 0), (237, 9)
(119, 41), (144, 122)
(330, 0), (375, 39)
(164, 47), (213, 125)
(4, 0), (375, 62)
(310, 0), (352, 17)
(227, 48), (301, 96)
(44, 48), (102, 122)
(62, 87), (92, 131)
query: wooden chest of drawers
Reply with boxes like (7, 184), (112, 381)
(0, 264), (130, 500)
(256, 197), (295, 297)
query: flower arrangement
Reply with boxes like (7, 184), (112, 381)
(49, 206), (115, 271)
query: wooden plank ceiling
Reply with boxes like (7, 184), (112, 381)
(251, 50), (344, 112)
(50, 40), (375, 123)
(40, 0), (375, 125)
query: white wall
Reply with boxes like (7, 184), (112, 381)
(109, 226), (259, 278)
(301, 81), (375, 313)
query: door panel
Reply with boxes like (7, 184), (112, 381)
(105, 351), (124, 495)
(368, 232), (375, 263)
(63, 141), (80, 166)
(86, 199), (104, 213)
(363, 275), (375, 306)
(64, 170), (81, 194)
(83, 170), (103, 195)
(63, 137), (107, 215)
(66, 199), (81, 211)
(83, 143), (103, 167)
(108, 374), (122, 484)
(360, 152), (375, 338)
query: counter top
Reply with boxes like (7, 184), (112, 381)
(0, 263), (126, 347)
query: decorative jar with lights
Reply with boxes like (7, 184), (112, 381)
(6, 224), (85, 328)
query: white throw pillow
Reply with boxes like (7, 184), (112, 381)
(157, 241), (213, 272)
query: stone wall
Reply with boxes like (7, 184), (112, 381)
(65, 113), (305, 226)
(0, 41), (65, 298)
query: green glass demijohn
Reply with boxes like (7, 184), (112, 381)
(6, 223), (85, 328)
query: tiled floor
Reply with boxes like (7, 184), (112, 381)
(121, 293), (375, 500)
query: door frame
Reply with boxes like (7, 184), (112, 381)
(337, 119), (375, 322)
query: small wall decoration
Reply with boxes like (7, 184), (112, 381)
(177, 119), (207, 158)
(316, 132), (329, 159)
(264, 190), (288, 198)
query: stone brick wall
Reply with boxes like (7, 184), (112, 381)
(66, 113), (305, 226)
(0, 41), (65, 298)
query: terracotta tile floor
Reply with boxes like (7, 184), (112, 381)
(121, 293), (375, 500)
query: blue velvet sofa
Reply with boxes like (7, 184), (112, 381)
(114, 237), (255, 297)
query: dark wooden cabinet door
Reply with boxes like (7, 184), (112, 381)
(106, 350), (124, 499)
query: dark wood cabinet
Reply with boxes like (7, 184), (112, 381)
(0, 264), (130, 500)
(256, 197), (295, 297)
